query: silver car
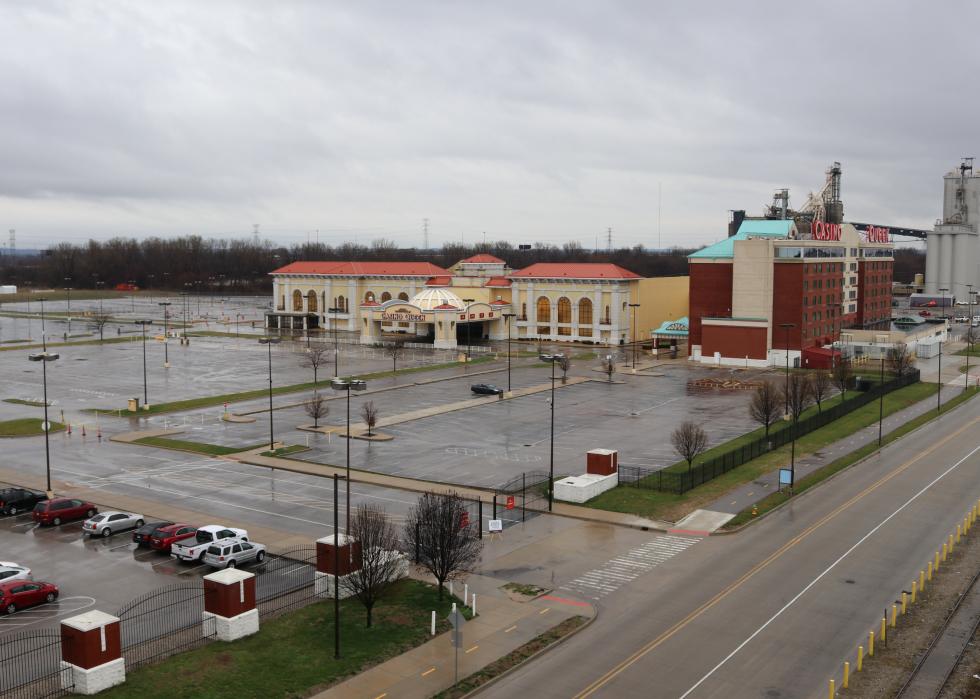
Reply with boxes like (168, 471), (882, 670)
(202, 538), (267, 569)
(83, 511), (145, 538)
(0, 563), (31, 582)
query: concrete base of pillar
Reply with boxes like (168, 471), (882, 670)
(202, 608), (259, 642)
(61, 658), (125, 695)
(433, 338), (457, 349)
(315, 571), (358, 599)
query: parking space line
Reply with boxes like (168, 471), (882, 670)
(421, 667), (436, 677)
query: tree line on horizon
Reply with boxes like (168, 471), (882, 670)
(0, 235), (925, 292)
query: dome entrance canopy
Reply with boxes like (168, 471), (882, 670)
(410, 288), (465, 311)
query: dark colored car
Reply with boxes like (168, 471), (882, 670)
(31, 498), (97, 526)
(471, 383), (504, 395)
(0, 579), (58, 615)
(0, 488), (47, 516)
(150, 524), (197, 553)
(133, 521), (173, 546)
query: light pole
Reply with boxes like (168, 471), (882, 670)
(259, 338), (281, 451)
(877, 345), (885, 447)
(778, 323), (795, 416)
(135, 320), (152, 407)
(158, 302), (172, 367)
(502, 312), (516, 392)
(64, 279), (72, 337)
(939, 287), (948, 414)
(38, 297), (48, 351)
(333, 472), (341, 659)
(331, 378), (367, 534)
(965, 284), (974, 393)
(28, 351), (60, 498)
(540, 353), (563, 511)
(330, 307), (341, 377)
(462, 298), (475, 369)
(628, 303), (640, 369)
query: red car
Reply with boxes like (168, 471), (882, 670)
(0, 579), (58, 614)
(150, 523), (197, 553)
(32, 498), (97, 526)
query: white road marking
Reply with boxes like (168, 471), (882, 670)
(678, 442), (980, 699)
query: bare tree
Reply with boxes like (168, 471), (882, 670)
(671, 420), (708, 472)
(300, 343), (330, 388)
(304, 391), (328, 428)
(601, 355), (615, 382)
(555, 354), (571, 383)
(886, 343), (915, 377)
(403, 491), (483, 600)
(783, 373), (813, 422)
(361, 400), (379, 437)
(832, 356), (852, 404)
(811, 371), (832, 412)
(90, 313), (111, 342)
(384, 340), (407, 373)
(342, 504), (403, 627)
(965, 325), (979, 355)
(749, 381), (781, 437)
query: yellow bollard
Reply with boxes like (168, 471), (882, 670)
(943, 542), (948, 562)
(901, 591), (908, 615)
(957, 524), (962, 544)
(891, 604), (897, 628)
(935, 550), (941, 573)
(828, 679), (835, 699)
(950, 533), (955, 553)
(881, 616), (887, 644)
(912, 580), (918, 604)
(928, 560), (933, 582)
(843, 661), (850, 688)
(869, 629), (875, 656)
(920, 569), (926, 592)
(857, 645), (864, 672)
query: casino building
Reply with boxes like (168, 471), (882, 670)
(267, 255), (688, 349)
(688, 219), (894, 368)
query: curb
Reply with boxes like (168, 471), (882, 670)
(452, 608), (598, 699)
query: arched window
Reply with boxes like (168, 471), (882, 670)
(364, 291), (375, 303)
(536, 297), (551, 323)
(579, 298), (593, 325)
(307, 290), (318, 313)
(337, 295), (346, 313)
(380, 291), (391, 302)
(557, 298), (571, 323)
(292, 289), (303, 311)
(398, 292), (409, 301)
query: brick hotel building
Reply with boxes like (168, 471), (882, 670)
(688, 220), (893, 368)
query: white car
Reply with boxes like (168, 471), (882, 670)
(0, 562), (31, 582)
(202, 538), (267, 569)
(83, 511), (145, 538)
(171, 525), (249, 562)
(955, 315), (970, 323)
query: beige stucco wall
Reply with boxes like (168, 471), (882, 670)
(633, 276), (689, 336)
(731, 239), (775, 347)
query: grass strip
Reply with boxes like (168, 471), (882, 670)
(432, 616), (587, 699)
(133, 436), (266, 456)
(0, 418), (65, 437)
(723, 386), (980, 528)
(260, 445), (310, 457)
(583, 381), (938, 522)
(83, 579), (461, 699)
(0, 335), (141, 352)
(89, 355), (496, 416)
(3, 398), (49, 407)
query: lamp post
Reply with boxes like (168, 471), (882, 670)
(134, 320), (152, 407)
(258, 338), (281, 451)
(333, 472), (341, 660)
(878, 344), (885, 447)
(965, 284), (974, 393)
(502, 312), (516, 392)
(329, 307), (343, 377)
(28, 351), (59, 498)
(628, 303), (640, 369)
(778, 323), (795, 416)
(158, 302), (172, 367)
(939, 287), (948, 414)
(64, 279), (72, 336)
(331, 378), (367, 535)
(462, 298), (475, 369)
(540, 353), (563, 511)
(38, 297), (48, 351)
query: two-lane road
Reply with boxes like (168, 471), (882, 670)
(484, 398), (980, 698)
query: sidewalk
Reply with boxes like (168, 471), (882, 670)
(312, 572), (593, 699)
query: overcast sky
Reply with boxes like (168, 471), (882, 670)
(2, 1), (976, 250)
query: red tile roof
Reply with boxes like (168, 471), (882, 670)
(360, 299), (380, 307)
(509, 263), (642, 280)
(484, 277), (512, 287)
(490, 299), (510, 305)
(433, 303), (460, 310)
(425, 276), (453, 286)
(460, 254), (505, 264)
(271, 261), (451, 277)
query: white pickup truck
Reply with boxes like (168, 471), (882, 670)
(170, 525), (248, 562)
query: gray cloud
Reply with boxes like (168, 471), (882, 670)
(0, 1), (976, 249)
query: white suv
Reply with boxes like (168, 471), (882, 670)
(202, 538), (267, 569)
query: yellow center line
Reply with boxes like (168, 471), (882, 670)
(421, 667), (436, 677)
(373, 695), (387, 699)
(504, 625), (518, 633)
(574, 415), (980, 698)
(466, 645), (479, 654)
(540, 607), (551, 615)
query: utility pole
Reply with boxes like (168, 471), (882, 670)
(607, 227), (612, 251)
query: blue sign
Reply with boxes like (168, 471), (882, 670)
(779, 468), (793, 486)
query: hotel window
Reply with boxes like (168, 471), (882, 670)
(398, 292), (409, 301)
(579, 298), (593, 325)
(557, 298), (572, 324)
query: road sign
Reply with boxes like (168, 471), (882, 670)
(41, 421), (50, 432)
(505, 495), (515, 510)
(447, 607), (466, 647)
(488, 519), (503, 532)
(778, 468), (793, 487)
(459, 511), (469, 529)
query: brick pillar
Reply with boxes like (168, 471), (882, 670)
(587, 448), (618, 475)
(202, 568), (259, 642)
(60, 611), (125, 695)
(315, 534), (362, 599)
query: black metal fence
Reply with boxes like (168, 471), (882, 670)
(255, 547), (319, 618)
(118, 583), (215, 670)
(0, 630), (70, 699)
(494, 471), (556, 522)
(621, 370), (921, 494)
